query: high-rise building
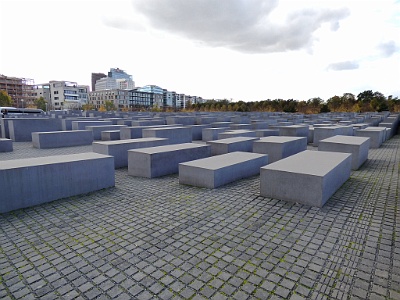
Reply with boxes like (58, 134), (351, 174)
(93, 68), (135, 91)
(91, 73), (106, 91)
(108, 68), (132, 81)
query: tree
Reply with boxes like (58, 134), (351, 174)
(0, 90), (13, 106)
(104, 100), (116, 111)
(327, 95), (342, 112)
(82, 103), (94, 111)
(34, 97), (47, 111)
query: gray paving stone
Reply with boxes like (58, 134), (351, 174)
(0, 137), (399, 300)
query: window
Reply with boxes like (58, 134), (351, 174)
(54, 91), (59, 94)
(54, 97), (59, 100)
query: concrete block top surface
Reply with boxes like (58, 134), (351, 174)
(128, 143), (208, 154)
(320, 135), (370, 145)
(363, 127), (387, 131)
(181, 152), (267, 170)
(32, 130), (91, 135)
(146, 126), (186, 131)
(259, 136), (306, 143)
(208, 137), (259, 144)
(0, 152), (112, 170)
(262, 150), (351, 176)
(93, 137), (168, 145)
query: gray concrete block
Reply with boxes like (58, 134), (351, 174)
(128, 143), (211, 178)
(279, 125), (309, 138)
(202, 127), (230, 142)
(0, 153), (115, 213)
(207, 137), (259, 155)
(85, 125), (127, 140)
(8, 119), (62, 142)
(218, 130), (257, 139)
(0, 138), (13, 152)
(355, 127), (386, 148)
(32, 130), (94, 149)
(188, 124), (211, 140)
(260, 150), (352, 207)
(120, 125), (179, 140)
(255, 129), (280, 138)
(229, 124), (252, 130)
(101, 130), (121, 141)
(313, 126), (343, 147)
(92, 138), (169, 168)
(143, 126), (192, 144)
(71, 120), (112, 130)
(179, 152), (268, 188)
(318, 135), (370, 170)
(253, 136), (307, 163)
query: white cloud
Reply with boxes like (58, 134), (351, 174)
(129, 0), (350, 54)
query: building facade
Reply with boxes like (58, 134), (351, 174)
(33, 81), (89, 110)
(88, 89), (129, 110)
(91, 73), (106, 91)
(0, 74), (36, 108)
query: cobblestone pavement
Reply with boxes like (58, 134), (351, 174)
(0, 138), (399, 300)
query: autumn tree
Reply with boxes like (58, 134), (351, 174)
(0, 90), (13, 106)
(104, 100), (116, 111)
(34, 97), (47, 111)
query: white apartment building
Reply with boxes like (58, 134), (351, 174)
(33, 81), (89, 110)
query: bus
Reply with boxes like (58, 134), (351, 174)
(0, 107), (45, 117)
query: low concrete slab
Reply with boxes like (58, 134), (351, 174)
(253, 136), (307, 163)
(128, 143), (211, 178)
(207, 137), (259, 155)
(218, 130), (257, 139)
(92, 138), (169, 168)
(32, 130), (94, 149)
(0, 138), (13, 152)
(71, 120), (112, 130)
(179, 152), (268, 188)
(0, 153), (115, 213)
(260, 150), (352, 207)
(142, 126), (192, 144)
(318, 135), (370, 170)
(120, 125), (178, 140)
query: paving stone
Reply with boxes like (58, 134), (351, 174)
(0, 138), (399, 300)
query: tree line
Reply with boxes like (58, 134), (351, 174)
(186, 91), (400, 113)
(1, 89), (399, 113)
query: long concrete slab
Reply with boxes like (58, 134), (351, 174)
(32, 130), (94, 149)
(179, 152), (268, 188)
(0, 153), (115, 213)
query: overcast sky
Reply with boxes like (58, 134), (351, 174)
(1, 0), (399, 101)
